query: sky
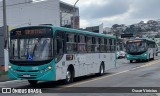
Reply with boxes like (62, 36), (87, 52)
(62, 0), (160, 28)
(1, 0), (160, 28)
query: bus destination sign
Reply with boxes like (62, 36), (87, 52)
(11, 27), (52, 37)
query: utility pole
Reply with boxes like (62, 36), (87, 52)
(115, 34), (118, 68)
(3, 0), (7, 49)
(3, 0), (8, 44)
(114, 30), (119, 68)
(3, 0), (8, 71)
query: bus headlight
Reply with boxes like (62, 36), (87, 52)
(144, 54), (147, 56)
(48, 66), (52, 70)
(8, 65), (11, 69)
(40, 66), (52, 73)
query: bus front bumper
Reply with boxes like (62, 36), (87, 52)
(8, 64), (56, 81)
(126, 54), (148, 60)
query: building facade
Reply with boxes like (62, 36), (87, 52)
(0, 0), (79, 28)
(0, 0), (79, 69)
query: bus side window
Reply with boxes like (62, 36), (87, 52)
(104, 38), (107, 52)
(109, 39), (112, 52)
(113, 39), (116, 52)
(95, 37), (100, 52)
(74, 34), (78, 51)
(86, 36), (92, 53)
(54, 31), (64, 55)
(100, 38), (105, 52)
(77, 35), (86, 53)
(92, 37), (96, 52)
(112, 39), (115, 52)
(56, 39), (63, 54)
(66, 33), (76, 53)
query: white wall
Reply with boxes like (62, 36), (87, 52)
(0, 0), (60, 27)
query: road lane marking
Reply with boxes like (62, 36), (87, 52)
(130, 60), (160, 70)
(64, 60), (160, 88)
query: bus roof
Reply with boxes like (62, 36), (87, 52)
(53, 26), (116, 39)
(11, 25), (116, 39)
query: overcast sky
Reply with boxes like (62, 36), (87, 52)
(1, 0), (160, 28)
(62, 0), (160, 28)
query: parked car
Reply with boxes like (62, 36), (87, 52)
(117, 51), (126, 59)
(156, 50), (160, 56)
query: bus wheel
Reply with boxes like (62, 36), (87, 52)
(65, 68), (74, 84)
(28, 80), (38, 86)
(146, 59), (149, 62)
(130, 60), (133, 63)
(99, 64), (105, 76)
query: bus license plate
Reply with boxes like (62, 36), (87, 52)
(23, 75), (30, 77)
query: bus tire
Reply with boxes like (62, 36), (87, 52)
(98, 63), (105, 76)
(28, 80), (38, 86)
(65, 67), (74, 84)
(136, 60), (140, 62)
(146, 59), (149, 62)
(130, 60), (133, 63)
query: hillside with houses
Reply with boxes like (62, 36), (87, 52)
(104, 20), (160, 38)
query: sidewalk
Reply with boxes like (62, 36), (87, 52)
(0, 71), (11, 82)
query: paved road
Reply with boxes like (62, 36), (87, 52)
(1, 57), (160, 96)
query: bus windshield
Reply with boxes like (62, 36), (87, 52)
(10, 38), (52, 61)
(126, 41), (147, 53)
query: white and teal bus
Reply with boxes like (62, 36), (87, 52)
(8, 25), (116, 85)
(126, 38), (156, 63)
